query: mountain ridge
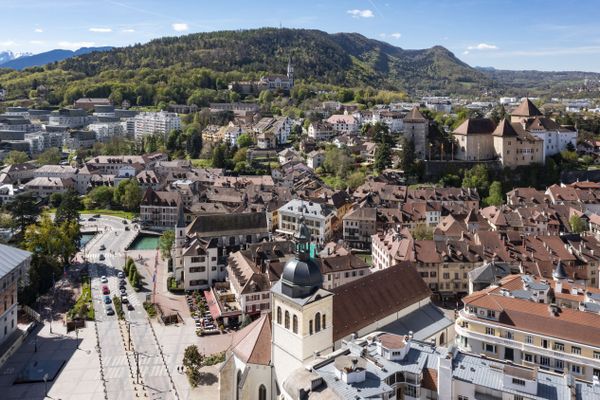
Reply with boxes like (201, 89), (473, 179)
(1, 46), (113, 70)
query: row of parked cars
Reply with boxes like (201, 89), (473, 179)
(100, 271), (134, 316)
(186, 292), (218, 334)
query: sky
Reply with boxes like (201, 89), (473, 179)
(1, 0), (600, 72)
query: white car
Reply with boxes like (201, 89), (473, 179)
(100, 276), (108, 283)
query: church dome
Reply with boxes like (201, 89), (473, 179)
(281, 256), (322, 298)
(552, 260), (568, 280)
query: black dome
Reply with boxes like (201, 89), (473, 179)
(281, 257), (322, 298)
(552, 261), (568, 280)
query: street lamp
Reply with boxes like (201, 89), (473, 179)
(43, 373), (49, 398)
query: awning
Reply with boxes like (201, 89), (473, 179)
(204, 290), (222, 319)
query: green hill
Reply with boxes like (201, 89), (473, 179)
(1, 28), (494, 105)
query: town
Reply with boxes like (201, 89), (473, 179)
(1, 5), (600, 400)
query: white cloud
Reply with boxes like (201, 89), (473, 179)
(0, 40), (16, 47)
(29, 40), (45, 45)
(121, 28), (135, 33)
(34, 28), (43, 33)
(172, 23), (189, 32)
(379, 32), (401, 40)
(58, 41), (95, 50)
(467, 43), (498, 50)
(89, 27), (112, 33)
(347, 9), (374, 18)
(463, 50), (470, 55)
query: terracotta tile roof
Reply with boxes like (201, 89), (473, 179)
(229, 314), (271, 365)
(492, 118), (518, 137)
(331, 262), (431, 341)
(464, 292), (600, 347)
(453, 118), (495, 135)
(421, 368), (438, 392)
(512, 98), (543, 117)
(404, 106), (426, 122)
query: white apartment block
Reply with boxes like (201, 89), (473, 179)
(134, 111), (181, 141)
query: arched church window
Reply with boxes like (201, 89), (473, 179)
(276, 307), (282, 324)
(292, 315), (298, 334)
(322, 314), (326, 329)
(258, 385), (267, 400)
(315, 312), (321, 332)
(285, 311), (290, 329)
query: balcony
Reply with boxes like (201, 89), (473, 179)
(455, 313), (600, 369)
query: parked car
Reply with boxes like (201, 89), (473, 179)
(125, 226), (130, 231)
(93, 214), (101, 218)
(100, 275), (108, 283)
(105, 305), (114, 315)
(102, 285), (110, 295)
(117, 271), (124, 279)
(119, 279), (126, 288)
(104, 295), (111, 304)
(99, 244), (106, 251)
(122, 220), (128, 224)
(99, 254), (105, 261)
(127, 303), (134, 311)
(121, 295), (129, 304)
(120, 287), (126, 295)
(88, 217), (96, 222)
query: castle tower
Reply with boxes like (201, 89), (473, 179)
(271, 217), (333, 385)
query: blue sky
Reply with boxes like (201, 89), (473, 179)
(2, 0), (600, 71)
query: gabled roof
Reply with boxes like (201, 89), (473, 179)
(453, 118), (495, 135)
(492, 118), (518, 137)
(331, 262), (431, 341)
(512, 98), (543, 117)
(229, 314), (271, 365)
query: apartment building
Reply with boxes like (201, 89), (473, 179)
(326, 114), (359, 135)
(0, 244), (31, 347)
(133, 111), (181, 140)
(48, 108), (88, 128)
(277, 199), (336, 243)
(343, 207), (377, 249)
(139, 188), (183, 230)
(457, 272), (600, 383)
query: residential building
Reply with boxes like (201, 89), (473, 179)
(326, 114), (359, 135)
(73, 97), (111, 111)
(48, 108), (88, 128)
(492, 118), (545, 167)
(24, 176), (74, 197)
(453, 118), (497, 161)
(308, 121), (334, 141)
(457, 272), (600, 383)
(306, 150), (326, 170)
(343, 207), (377, 250)
(0, 244), (31, 348)
(253, 116), (292, 145)
(139, 188), (183, 230)
(133, 111), (181, 141)
(277, 199), (336, 243)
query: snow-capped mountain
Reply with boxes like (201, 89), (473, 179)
(0, 51), (33, 65)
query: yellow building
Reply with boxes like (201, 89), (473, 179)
(456, 273), (600, 383)
(492, 118), (544, 167)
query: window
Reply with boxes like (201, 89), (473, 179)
(443, 273), (450, 279)
(276, 307), (281, 325)
(514, 396), (524, 400)
(553, 343), (564, 351)
(322, 314), (326, 329)
(541, 339), (548, 349)
(594, 351), (600, 360)
(284, 311), (290, 329)
(458, 396), (469, 400)
(525, 335), (533, 344)
(485, 327), (495, 336)
(512, 378), (525, 386)
(572, 365), (582, 374)
(504, 331), (513, 340)
(258, 385), (266, 400)
(309, 320), (313, 335)
(555, 359), (564, 369)
(315, 312), (321, 333)
(486, 310), (496, 319)
(540, 356), (550, 366)
(404, 385), (417, 397)
(484, 343), (496, 353)
(524, 353), (533, 363)
(292, 315), (298, 334)
(571, 346), (581, 355)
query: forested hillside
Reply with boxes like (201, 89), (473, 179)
(0, 28), (494, 107)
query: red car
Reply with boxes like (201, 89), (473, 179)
(102, 285), (110, 295)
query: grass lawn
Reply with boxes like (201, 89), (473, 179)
(45, 208), (136, 219)
(190, 158), (213, 168)
(81, 209), (137, 219)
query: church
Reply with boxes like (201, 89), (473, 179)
(218, 219), (453, 399)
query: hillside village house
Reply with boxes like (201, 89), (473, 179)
(277, 199), (336, 243)
(326, 114), (359, 135)
(139, 188), (183, 230)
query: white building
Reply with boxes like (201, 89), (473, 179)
(277, 199), (336, 243)
(48, 108), (88, 128)
(133, 111), (181, 141)
(88, 121), (128, 141)
(0, 244), (31, 348)
(326, 114), (359, 135)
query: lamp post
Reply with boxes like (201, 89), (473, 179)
(43, 373), (49, 398)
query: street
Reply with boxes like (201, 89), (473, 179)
(82, 214), (178, 400)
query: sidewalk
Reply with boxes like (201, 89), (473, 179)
(0, 321), (105, 400)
